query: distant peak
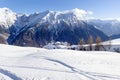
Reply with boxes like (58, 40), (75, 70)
(0, 7), (16, 28)
(43, 10), (54, 14)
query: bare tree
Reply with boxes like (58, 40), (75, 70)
(96, 36), (102, 44)
(88, 35), (94, 51)
(79, 38), (85, 45)
(95, 36), (102, 51)
(78, 38), (85, 50)
(0, 34), (7, 44)
(108, 37), (112, 50)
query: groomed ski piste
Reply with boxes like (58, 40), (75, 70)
(0, 39), (120, 80)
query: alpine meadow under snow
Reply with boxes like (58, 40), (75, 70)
(0, 38), (120, 80)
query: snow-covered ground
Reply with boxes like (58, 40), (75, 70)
(44, 38), (120, 52)
(0, 43), (120, 80)
(102, 38), (120, 52)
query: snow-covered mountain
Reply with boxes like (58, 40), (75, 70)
(88, 19), (120, 36)
(5, 8), (108, 46)
(0, 8), (17, 28)
(2, 7), (120, 46)
(0, 8), (17, 44)
(9, 8), (93, 32)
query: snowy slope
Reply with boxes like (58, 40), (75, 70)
(110, 38), (120, 45)
(0, 44), (120, 80)
(102, 38), (120, 52)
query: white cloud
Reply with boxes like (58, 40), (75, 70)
(61, 8), (94, 20)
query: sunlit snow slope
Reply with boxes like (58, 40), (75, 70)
(0, 44), (120, 80)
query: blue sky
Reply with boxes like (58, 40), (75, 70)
(0, 0), (120, 19)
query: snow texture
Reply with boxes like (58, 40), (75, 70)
(0, 40), (120, 80)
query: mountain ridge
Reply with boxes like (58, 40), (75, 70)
(0, 7), (119, 46)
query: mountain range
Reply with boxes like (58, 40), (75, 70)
(0, 8), (120, 47)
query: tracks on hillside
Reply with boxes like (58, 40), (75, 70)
(0, 57), (120, 80)
(45, 58), (120, 80)
(0, 68), (22, 80)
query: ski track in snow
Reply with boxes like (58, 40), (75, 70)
(0, 68), (22, 80)
(0, 57), (120, 80)
(0, 65), (74, 74)
(45, 57), (120, 80)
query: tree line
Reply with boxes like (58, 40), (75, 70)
(78, 35), (103, 51)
